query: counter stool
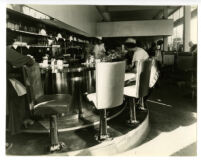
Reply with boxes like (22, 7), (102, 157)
(124, 59), (152, 126)
(87, 61), (125, 142)
(23, 63), (72, 152)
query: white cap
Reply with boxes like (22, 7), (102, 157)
(57, 33), (63, 39)
(96, 36), (102, 40)
(125, 38), (136, 44)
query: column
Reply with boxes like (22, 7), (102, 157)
(183, 6), (191, 52)
(163, 7), (168, 51)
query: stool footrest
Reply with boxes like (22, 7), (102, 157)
(127, 120), (140, 127)
(95, 134), (113, 142)
(49, 142), (66, 152)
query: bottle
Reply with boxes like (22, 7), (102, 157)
(51, 58), (55, 66)
(42, 54), (49, 67)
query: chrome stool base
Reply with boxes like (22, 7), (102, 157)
(95, 134), (113, 142)
(127, 120), (140, 126)
(49, 142), (66, 152)
(138, 107), (147, 111)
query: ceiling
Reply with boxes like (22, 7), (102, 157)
(96, 5), (181, 22)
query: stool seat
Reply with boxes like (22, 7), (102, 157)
(34, 94), (72, 116)
(124, 85), (137, 97)
(124, 73), (136, 81)
(87, 93), (96, 106)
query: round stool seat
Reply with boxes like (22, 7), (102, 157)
(34, 94), (72, 116)
(124, 85), (137, 97)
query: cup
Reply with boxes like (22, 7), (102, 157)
(57, 60), (63, 66)
(43, 59), (48, 67)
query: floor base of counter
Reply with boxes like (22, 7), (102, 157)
(6, 106), (149, 156)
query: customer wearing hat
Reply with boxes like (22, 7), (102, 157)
(124, 38), (149, 72)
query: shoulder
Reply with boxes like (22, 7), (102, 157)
(136, 48), (149, 56)
(136, 47), (147, 53)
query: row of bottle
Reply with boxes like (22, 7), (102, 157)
(7, 21), (39, 33)
(42, 54), (64, 67)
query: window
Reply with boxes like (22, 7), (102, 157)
(167, 7), (184, 51)
(190, 6), (198, 44)
(168, 6), (197, 51)
(168, 7), (184, 21)
(168, 15), (173, 19)
(179, 7), (183, 18)
(173, 9), (180, 21)
(190, 16), (198, 44)
(191, 6), (197, 12)
(22, 6), (50, 20)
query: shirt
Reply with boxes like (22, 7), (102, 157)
(93, 43), (106, 59)
(132, 47), (149, 64)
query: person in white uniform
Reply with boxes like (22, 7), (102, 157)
(124, 38), (149, 71)
(93, 39), (106, 61)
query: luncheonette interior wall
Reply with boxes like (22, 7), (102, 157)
(26, 5), (174, 39)
(27, 5), (173, 38)
(27, 5), (102, 36)
(96, 19), (173, 37)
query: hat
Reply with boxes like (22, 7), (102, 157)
(96, 36), (102, 40)
(125, 38), (136, 44)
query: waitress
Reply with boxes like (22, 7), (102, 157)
(93, 38), (106, 62)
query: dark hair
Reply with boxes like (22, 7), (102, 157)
(136, 41), (143, 48)
(157, 40), (163, 45)
(7, 33), (18, 45)
(124, 42), (137, 48)
(151, 42), (156, 48)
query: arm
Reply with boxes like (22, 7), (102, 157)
(7, 47), (34, 67)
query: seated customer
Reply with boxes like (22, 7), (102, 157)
(6, 35), (35, 150)
(189, 41), (197, 55)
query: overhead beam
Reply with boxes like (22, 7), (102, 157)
(168, 6), (182, 17)
(152, 6), (181, 19)
(97, 19), (173, 37)
(107, 6), (165, 12)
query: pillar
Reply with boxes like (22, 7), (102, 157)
(183, 6), (191, 52)
(163, 7), (168, 51)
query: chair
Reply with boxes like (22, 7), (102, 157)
(23, 63), (72, 152)
(124, 59), (152, 125)
(162, 52), (175, 72)
(87, 61), (126, 141)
